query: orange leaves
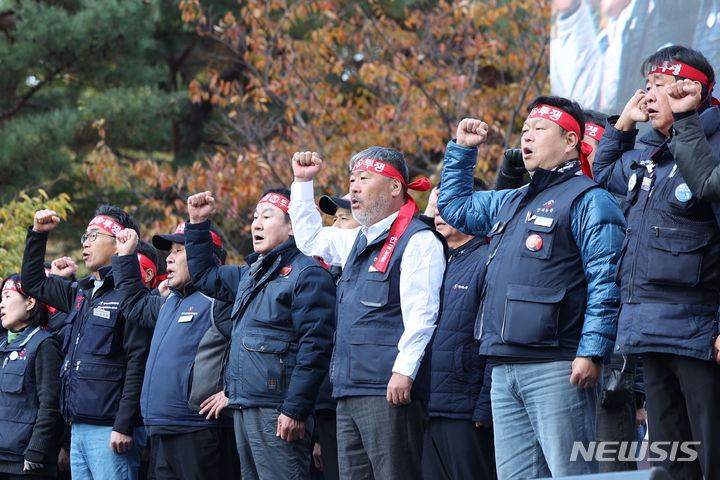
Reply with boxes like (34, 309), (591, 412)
(79, 0), (549, 257)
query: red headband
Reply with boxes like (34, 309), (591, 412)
(258, 193), (290, 214)
(527, 105), (594, 178)
(3, 279), (25, 295)
(4, 276), (56, 316)
(648, 61), (719, 108)
(648, 61), (708, 86)
(137, 254), (158, 288)
(352, 158), (432, 273)
(88, 215), (124, 236)
(173, 223), (222, 248)
(584, 123), (605, 142)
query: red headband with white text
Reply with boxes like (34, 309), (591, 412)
(88, 215), (124, 236)
(352, 158), (432, 273)
(527, 105), (594, 178)
(258, 193), (290, 214)
(173, 222), (223, 249)
(648, 60), (719, 107)
(584, 123), (605, 142)
(3, 278), (26, 295)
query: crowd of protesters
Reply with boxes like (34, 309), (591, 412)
(1, 43), (720, 480)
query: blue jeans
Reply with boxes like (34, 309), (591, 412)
(491, 361), (600, 479)
(70, 424), (146, 480)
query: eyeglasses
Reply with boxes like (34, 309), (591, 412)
(81, 231), (116, 244)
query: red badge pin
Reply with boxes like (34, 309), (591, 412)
(279, 265), (293, 277)
(525, 234), (543, 252)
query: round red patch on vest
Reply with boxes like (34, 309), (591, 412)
(525, 234), (543, 252)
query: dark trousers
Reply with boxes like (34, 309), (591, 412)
(421, 417), (496, 480)
(315, 410), (339, 480)
(149, 428), (239, 480)
(336, 396), (428, 480)
(644, 353), (720, 480)
(596, 367), (638, 473)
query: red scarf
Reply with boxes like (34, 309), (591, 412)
(352, 159), (431, 272)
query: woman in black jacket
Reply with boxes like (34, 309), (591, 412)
(0, 274), (63, 479)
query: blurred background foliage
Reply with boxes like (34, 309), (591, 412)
(0, 0), (548, 276)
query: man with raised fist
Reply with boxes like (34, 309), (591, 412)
(183, 189), (335, 480)
(20, 206), (151, 480)
(289, 147), (445, 480)
(438, 96), (625, 478)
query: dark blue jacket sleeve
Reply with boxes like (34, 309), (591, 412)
(280, 263), (336, 421)
(438, 141), (515, 236)
(592, 122), (639, 195)
(21, 228), (77, 313)
(472, 362), (493, 424)
(112, 254), (164, 330)
(185, 220), (246, 303)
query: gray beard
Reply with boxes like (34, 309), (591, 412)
(352, 201), (388, 227)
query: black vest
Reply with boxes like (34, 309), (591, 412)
(60, 271), (128, 424)
(0, 327), (52, 461)
(478, 169), (598, 360)
(333, 218), (436, 399)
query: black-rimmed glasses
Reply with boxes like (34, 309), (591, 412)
(81, 231), (116, 244)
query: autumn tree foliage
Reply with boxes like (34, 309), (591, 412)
(88, 0), (549, 258)
(0, 190), (72, 277)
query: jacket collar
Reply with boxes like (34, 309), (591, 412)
(243, 238), (297, 272)
(449, 236), (485, 258)
(2, 326), (43, 351)
(525, 164), (582, 198)
(78, 264), (114, 290)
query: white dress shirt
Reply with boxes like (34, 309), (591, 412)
(290, 180), (445, 379)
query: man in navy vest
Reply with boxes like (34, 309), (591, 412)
(290, 147), (445, 479)
(438, 96), (626, 478)
(421, 186), (496, 480)
(593, 45), (720, 479)
(184, 188), (335, 480)
(111, 224), (239, 479)
(21, 206), (152, 480)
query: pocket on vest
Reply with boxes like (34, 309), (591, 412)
(82, 312), (119, 356)
(359, 280), (389, 307)
(0, 370), (24, 394)
(501, 284), (564, 347)
(348, 326), (399, 385)
(519, 221), (558, 260)
(71, 362), (125, 420)
(646, 227), (708, 287)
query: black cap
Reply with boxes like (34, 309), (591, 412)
(318, 195), (351, 216)
(152, 222), (227, 264)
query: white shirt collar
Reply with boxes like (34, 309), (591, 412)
(361, 211), (400, 245)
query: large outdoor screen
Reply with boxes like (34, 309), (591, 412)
(551, 0), (720, 115)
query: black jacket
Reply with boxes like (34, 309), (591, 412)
(21, 228), (151, 434)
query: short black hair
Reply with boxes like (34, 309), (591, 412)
(135, 239), (158, 268)
(641, 46), (715, 109)
(93, 205), (140, 234)
(2, 274), (49, 328)
(349, 146), (409, 198)
(527, 95), (586, 155)
(259, 187), (292, 223)
(584, 109), (609, 128)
